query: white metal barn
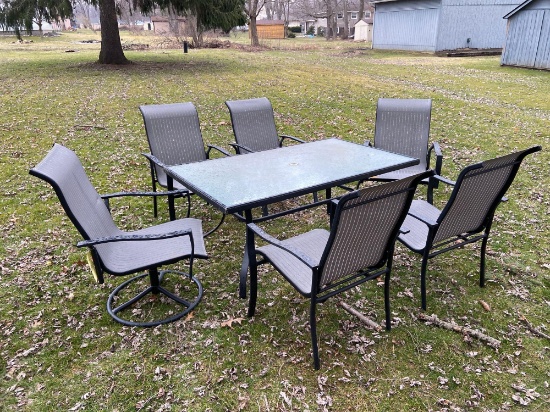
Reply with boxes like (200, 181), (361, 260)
(372, 0), (523, 52)
(501, 0), (550, 69)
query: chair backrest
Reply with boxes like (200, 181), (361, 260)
(225, 97), (280, 153)
(374, 98), (432, 168)
(319, 171), (432, 288)
(434, 146), (542, 243)
(140, 102), (207, 181)
(29, 144), (121, 243)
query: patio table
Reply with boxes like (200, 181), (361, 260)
(165, 138), (419, 297)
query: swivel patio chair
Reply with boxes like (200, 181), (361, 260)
(247, 170), (433, 369)
(397, 146), (542, 310)
(225, 97), (305, 154)
(30, 143), (208, 327)
(358, 98), (442, 203)
(140, 102), (230, 224)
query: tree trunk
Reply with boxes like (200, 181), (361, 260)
(358, 0), (365, 23)
(342, 0), (349, 39)
(326, 2), (333, 40)
(249, 15), (259, 46)
(98, 0), (129, 64)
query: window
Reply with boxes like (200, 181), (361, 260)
(351, 12), (358, 19)
(365, 11), (371, 18)
(337, 13), (343, 19)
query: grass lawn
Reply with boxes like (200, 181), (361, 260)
(1, 30), (549, 411)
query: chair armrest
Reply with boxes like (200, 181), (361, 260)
(206, 144), (231, 158)
(142, 152), (166, 169)
(247, 223), (317, 268)
(100, 189), (189, 212)
(433, 174), (456, 186)
(77, 229), (193, 248)
(100, 189), (189, 200)
(279, 134), (306, 145)
(229, 143), (255, 154)
(428, 142), (443, 175)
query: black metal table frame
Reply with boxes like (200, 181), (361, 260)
(164, 138), (419, 298)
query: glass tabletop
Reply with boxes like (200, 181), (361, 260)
(166, 138), (418, 214)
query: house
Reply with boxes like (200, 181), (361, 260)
(255, 20), (285, 39)
(372, 0), (524, 52)
(287, 2), (372, 37)
(334, 2), (374, 37)
(501, 0), (550, 69)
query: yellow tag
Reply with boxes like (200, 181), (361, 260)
(86, 250), (100, 284)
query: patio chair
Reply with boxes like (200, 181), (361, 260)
(140, 102), (230, 222)
(397, 146), (542, 310)
(226, 97), (323, 214)
(358, 98), (442, 203)
(247, 170), (433, 369)
(225, 97), (305, 154)
(29, 143), (208, 327)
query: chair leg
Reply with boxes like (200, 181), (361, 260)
(420, 252), (429, 311)
(185, 193), (192, 218)
(247, 246), (258, 317)
(310, 299), (320, 370)
(152, 185), (158, 218)
(384, 273), (391, 331)
(247, 264), (258, 318)
(427, 178), (435, 205)
(480, 235), (488, 287)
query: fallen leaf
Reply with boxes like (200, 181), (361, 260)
(479, 300), (491, 311)
(221, 317), (244, 328)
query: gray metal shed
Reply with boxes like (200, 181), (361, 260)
(501, 0), (550, 69)
(372, 0), (523, 52)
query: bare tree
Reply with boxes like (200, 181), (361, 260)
(294, 0), (340, 40)
(245, 0), (266, 46)
(357, 0), (364, 24)
(341, 0), (348, 39)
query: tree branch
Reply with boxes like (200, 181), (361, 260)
(519, 313), (550, 340)
(417, 313), (501, 348)
(340, 301), (383, 332)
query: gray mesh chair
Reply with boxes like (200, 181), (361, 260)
(247, 170), (433, 369)
(398, 146), (541, 310)
(140, 102), (230, 220)
(30, 144), (208, 327)
(359, 98), (442, 203)
(225, 97), (318, 213)
(225, 97), (305, 154)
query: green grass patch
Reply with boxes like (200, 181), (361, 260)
(1, 30), (549, 411)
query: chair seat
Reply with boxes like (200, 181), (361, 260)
(97, 218), (207, 275)
(157, 174), (188, 191)
(372, 164), (429, 182)
(398, 200), (442, 252)
(257, 229), (329, 296)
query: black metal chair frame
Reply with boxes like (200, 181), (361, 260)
(358, 98), (443, 204)
(225, 97), (305, 155)
(398, 146), (542, 310)
(247, 171), (433, 369)
(139, 103), (231, 227)
(30, 144), (208, 327)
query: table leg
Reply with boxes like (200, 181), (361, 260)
(239, 209), (254, 299)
